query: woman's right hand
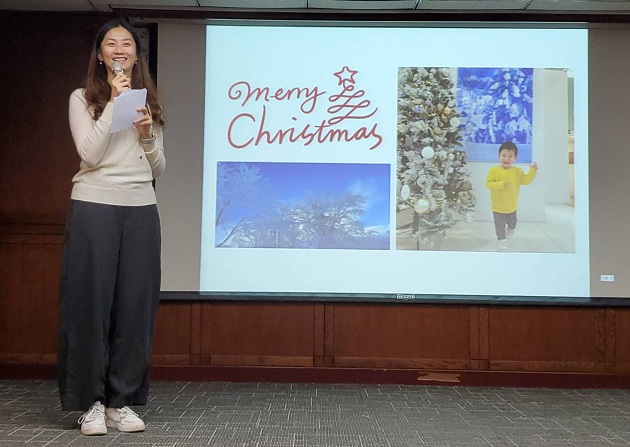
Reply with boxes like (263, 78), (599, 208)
(109, 73), (131, 102)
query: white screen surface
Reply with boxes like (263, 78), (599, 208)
(196, 24), (589, 299)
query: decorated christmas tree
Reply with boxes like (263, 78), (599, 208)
(397, 67), (475, 249)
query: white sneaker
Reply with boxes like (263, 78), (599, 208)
(78, 401), (107, 436)
(105, 406), (146, 432)
(506, 226), (516, 239)
(497, 239), (508, 252)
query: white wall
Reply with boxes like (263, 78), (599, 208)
(157, 23), (206, 291)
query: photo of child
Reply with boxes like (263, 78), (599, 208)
(396, 66), (575, 254)
(486, 142), (538, 252)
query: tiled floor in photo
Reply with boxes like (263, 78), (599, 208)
(1, 380), (629, 446)
(397, 204), (575, 253)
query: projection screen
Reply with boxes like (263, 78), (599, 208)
(156, 20), (630, 304)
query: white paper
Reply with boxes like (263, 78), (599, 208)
(110, 88), (147, 133)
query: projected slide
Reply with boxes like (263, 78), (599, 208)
(201, 25), (588, 299)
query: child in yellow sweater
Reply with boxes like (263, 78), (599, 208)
(485, 142), (538, 251)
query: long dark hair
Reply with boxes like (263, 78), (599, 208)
(84, 19), (165, 126)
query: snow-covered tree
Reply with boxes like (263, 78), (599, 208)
(215, 163), (273, 247)
(397, 67), (475, 249)
(227, 190), (385, 249)
(295, 191), (368, 249)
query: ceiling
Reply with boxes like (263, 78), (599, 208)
(1, 0), (630, 20)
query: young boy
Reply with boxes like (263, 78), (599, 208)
(485, 141), (538, 252)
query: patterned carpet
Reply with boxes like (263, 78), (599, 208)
(1, 380), (629, 446)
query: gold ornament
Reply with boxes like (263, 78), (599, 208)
(414, 198), (431, 214)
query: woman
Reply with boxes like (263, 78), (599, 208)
(57, 19), (165, 436)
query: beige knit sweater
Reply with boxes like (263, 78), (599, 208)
(68, 88), (165, 206)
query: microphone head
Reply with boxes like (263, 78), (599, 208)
(111, 61), (125, 76)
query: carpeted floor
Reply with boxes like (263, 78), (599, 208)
(1, 380), (629, 446)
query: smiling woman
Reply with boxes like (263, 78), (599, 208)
(57, 19), (166, 437)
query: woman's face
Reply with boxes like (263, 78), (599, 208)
(97, 26), (138, 77)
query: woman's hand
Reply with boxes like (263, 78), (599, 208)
(134, 106), (153, 140)
(109, 73), (131, 101)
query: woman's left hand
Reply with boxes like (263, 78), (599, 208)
(134, 106), (153, 139)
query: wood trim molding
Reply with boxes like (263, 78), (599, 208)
(490, 360), (596, 373)
(334, 357), (472, 370)
(3, 364), (630, 389)
(209, 355), (314, 367)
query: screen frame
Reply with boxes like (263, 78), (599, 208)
(155, 17), (630, 307)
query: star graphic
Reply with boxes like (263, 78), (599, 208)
(333, 66), (358, 86)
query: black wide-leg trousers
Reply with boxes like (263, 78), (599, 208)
(58, 200), (161, 411)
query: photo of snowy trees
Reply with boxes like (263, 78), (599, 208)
(214, 162), (390, 249)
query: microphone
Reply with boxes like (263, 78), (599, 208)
(111, 61), (125, 76)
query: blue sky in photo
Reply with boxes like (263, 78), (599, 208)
(219, 162), (391, 232)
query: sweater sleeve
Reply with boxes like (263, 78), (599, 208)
(520, 166), (538, 185)
(68, 89), (113, 167)
(141, 124), (166, 178)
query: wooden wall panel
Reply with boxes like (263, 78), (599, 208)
(615, 309), (630, 373)
(468, 306), (490, 370)
(313, 303), (325, 366)
(323, 303), (335, 367)
(0, 237), (62, 364)
(0, 14), (98, 225)
(202, 302), (317, 367)
(332, 304), (472, 369)
(488, 308), (598, 372)
(152, 302), (198, 365)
